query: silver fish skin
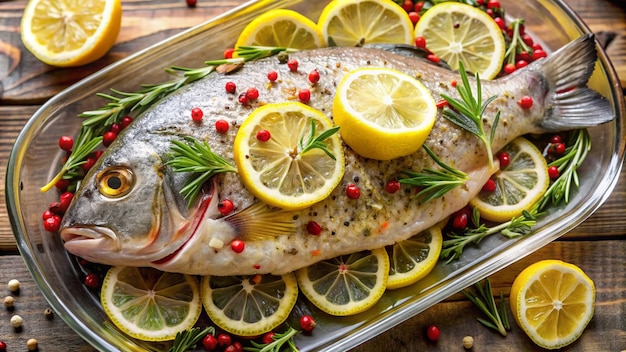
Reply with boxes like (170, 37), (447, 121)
(60, 34), (612, 275)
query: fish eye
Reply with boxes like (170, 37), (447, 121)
(97, 167), (135, 198)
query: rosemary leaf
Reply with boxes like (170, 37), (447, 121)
(243, 327), (300, 352)
(462, 278), (509, 336)
(168, 326), (215, 352)
(298, 120), (340, 160)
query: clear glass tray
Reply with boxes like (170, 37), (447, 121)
(6, 0), (625, 351)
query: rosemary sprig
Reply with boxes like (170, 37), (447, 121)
(504, 19), (532, 66)
(441, 129), (592, 262)
(441, 61), (500, 169)
(168, 326), (215, 352)
(399, 144), (468, 203)
(462, 278), (510, 336)
(167, 136), (238, 206)
(43, 46), (298, 192)
(244, 327), (300, 352)
(298, 120), (341, 160)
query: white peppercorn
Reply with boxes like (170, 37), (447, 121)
(7, 279), (20, 293)
(10, 314), (23, 328)
(27, 338), (38, 351)
(463, 335), (474, 349)
(3, 296), (14, 308)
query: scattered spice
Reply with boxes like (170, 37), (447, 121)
(299, 315), (316, 332)
(298, 88), (311, 103)
(7, 279), (20, 293)
(267, 70), (278, 82)
(26, 338), (38, 351)
(287, 59), (298, 72)
(44, 307), (54, 319)
(3, 296), (14, 308)
(58, 135), (74, 151)
(225, 81), (237, 94)
(426, 325), (440, 342)
(463, 335), (474, 349)
(308, 69), (320, 84)
(245, 87), (259, 100)
(230, 240), (245, 253)
(346, 184), (361, 199)
(10, 314), (23, 329)
(518, 95), (533, 109)
(385, 180), (401, 194)
(218, 199), (235, 216)
(482, 179), (496, 192)
(191, 107), (204, 121)
(202, 333), (218, 351)
(84, 273), (100, 288)
(497, 151), (510, 169)
(215, 119), (229, 134)
(306, 221), (322, 235)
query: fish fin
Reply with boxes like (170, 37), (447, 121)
(533, 33), (614, 129)
(224, 202), (296, 241)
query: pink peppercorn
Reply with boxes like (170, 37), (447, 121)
(225, 81), (237, 94)
(267, 71), (278, 82)
(287, 59), (298, 72)
(298, 89), (311, 103)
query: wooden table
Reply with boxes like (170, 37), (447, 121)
(1, 0), (625, 351)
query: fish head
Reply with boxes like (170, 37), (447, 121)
(59, 140), (189, 266)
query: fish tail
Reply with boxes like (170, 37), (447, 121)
(533, 33), (614, 130)
(225, 203), (296, 241)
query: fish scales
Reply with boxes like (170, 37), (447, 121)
(60, 35), (613, 275)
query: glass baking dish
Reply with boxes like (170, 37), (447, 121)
(6, 0), (625, 351)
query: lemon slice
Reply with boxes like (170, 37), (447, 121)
(234, 9), (326, 50)
(295, 248), (389, 316)
(318, 0), (414, 47)
(470, 137), (549, 222)
(414, 2), (506, 80)
(233, 102), (344, 210)
(20, 0), (122, 67)
(510, 260), (596, 350)
(100, 266), (202, 341)
(201, 273), (299, 337)
(386, 226), (443, 290)
(333, 67), (437, 160)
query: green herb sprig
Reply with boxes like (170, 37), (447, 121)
(399, 144), (468, 203)
(440, 129), (592, 262)
(42, 46), (298, 192)
(298, 120), (341, 160)
(244, 327), (300, 352)
(441, 61), (500, 169)
(462, 278), (510, 336)
(168, 326), (215, 352)
(504, 19), (532, 66)
(167, 136), (238, 206)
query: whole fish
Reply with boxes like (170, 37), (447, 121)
(60, 34), (612, 275)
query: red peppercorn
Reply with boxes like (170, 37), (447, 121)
(84, 273), (100, 288)
(532, 42), (543, 51)
(287, 59), (299, 72)
(109, 123), (121, 134)
(385, 180), (401, 194)
(215, 119), (229, 134)
(533, 49), (547, 60)
(298, 88), (311, 103)
(516, 51), (531, 62)
(450, 79), (457, 88)
(308, 69), (320, 84)
(550, 134), (563, 144)
(262, 332), (275, 345)
(550, 142), (566, 155)
(306, 221), (322, 235)
(267, 70), (278, 82)
(223, 346), (237, 352)
(217, 333), (232, 348)
(487, 0), (500, 9)
(58, 136), (74, 151)
(346, 184), (361, 199)
(43, 215), (62, 232)
(186, 0), (197, 8)
(121, 116), (133, 129)
(548, 165), (560, 179)
(246, 87), (259, 100)
(0, 341), (6, 352)
(238, 92), (249, 105)
(451, 211), (468, 230)
(59, 192), (74, 212)
(503, 63), (517, 75)
(426, 325), (440, 342)
(81, 156), (97, 173)
(103, 131), (117, 147)
(55, 179), (70, 191)
(498, 151), (510, 169)
(94, 150), (104, 160)
(231, 239), (245, 253)
(231, 342), (243, 352)
(224, 48), (234, 59)
(300, 315), (316, 332)
(225, 81), (237, 94)
(191, 107), (203, 121)
(494, 17), (505, 29)
(202, 334), (218, 351)
(414, 36), (427, 49)
(218, 199), (235, 216)
(401, 0), (413, 12)
(482, 178), (497, 192)
(518, 95), (533, 109)
(42, 210), (54, 220)
(414, 1), (424, 12)
(408, 11), (420, 25)
(436, 99), (448, 109)
(256, 129), (271, 142)
(426, 54), (440, 63)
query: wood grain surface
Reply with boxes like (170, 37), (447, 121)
(0, 0), (625, 351)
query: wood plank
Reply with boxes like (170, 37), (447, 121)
(0, 240), (623, 351)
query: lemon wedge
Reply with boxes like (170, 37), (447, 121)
(233, 102), (344, 210)
(295, 248), (389, 316)
(510, 260), (595, 350)
(100, 266), (202, 341)
(20, 0), (122, 67)
(414, 2), (505, 79)
(470, 137), (549, 222)
(235, 8), (326, 50)
(318, 0), (414, 47)
(201, 273), (299, 337)
(386, 226), (443, 290)
(333, 67), (437, 160)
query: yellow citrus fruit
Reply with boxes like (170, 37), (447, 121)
(234, 9), (326, 50)
(295, 248), (389, 316)
(100, 266), (202, 341)
(333, 67), (437, 160)
(20, 0), (122, 67)
(233, 102), (344, 210)
(385, 226), (443, 290)
(470, 137), (549, 222)
(414, 2), (506, 80)
(200, 273), (299, 337)
(318, 0), (414, 47)
(510, 260), (595, 350)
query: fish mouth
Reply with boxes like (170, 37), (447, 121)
(61, 226), (118, 254)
